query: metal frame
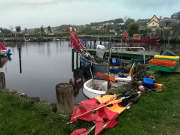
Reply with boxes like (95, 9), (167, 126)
(111, 47), (146, 64)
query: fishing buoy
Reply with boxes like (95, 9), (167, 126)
(154, 83), (163, 88)
(138, 85), (145, 92)
(137, 81), (142, 85)
(7, 48), (11, 55)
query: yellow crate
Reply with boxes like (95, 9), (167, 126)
(154, 55), (179, 60)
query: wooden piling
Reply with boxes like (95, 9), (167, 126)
(76, 52), (78, 69)
(18, 47), (22, 74)
(100, 41), (102, 45)
(94, 40), (96, 49)
(90, 40), (92, 49)
(56, 83), (74, 115)
(0, 72), (6, 89)
(72, 50), (74, 71)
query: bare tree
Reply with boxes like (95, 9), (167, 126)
(47, 25), (52, 33)
(16, 26), (21, 33)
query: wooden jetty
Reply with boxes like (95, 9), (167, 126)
(86, 48), (159, 63)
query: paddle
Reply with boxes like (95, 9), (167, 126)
(85, 125), (96, 135)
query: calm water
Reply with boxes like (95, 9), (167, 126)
(0, 41), (87, 103)
(0, 41), (179, 103)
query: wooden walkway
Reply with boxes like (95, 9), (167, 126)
(87, 49), (159, 57)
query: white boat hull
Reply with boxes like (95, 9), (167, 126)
(83, 79), (108, 98)
(0, 50), (8, 56)
(115, 76), (132, 82)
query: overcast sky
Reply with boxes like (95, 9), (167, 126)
(0, 0), (180, 29)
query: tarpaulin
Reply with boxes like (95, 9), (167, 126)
(71, 128), (88, 135)
(96, 94), (117, 104)
(102, 107), (119, 121)
(79, 98), (99, 111)
(107, 103), (127, 114)
(70, 106), (86, 123)
(95, 120), (118, 135)
(94, 121), (105, 135)
(106, 120), (118, 128)
(70, 95), (128, 135)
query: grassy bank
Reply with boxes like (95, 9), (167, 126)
(0, 92), (92, 135)
(104, 72), (180, 135)
(0, 72), (180, 135)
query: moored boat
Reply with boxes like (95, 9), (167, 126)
(0, 42), (11, 56)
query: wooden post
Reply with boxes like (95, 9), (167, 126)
(90, 40), (92, 49)
(18, 47), (22, 74)
(76, 52), (78, 69)
(56, 83), (74, 115)
(0, 72), (6, 89)
(72, 49), (74, 71)
(108, 38), (112, 89)
(100, 41), (102, 45)
(0, 57), (1, 67)
(94, 40), (96, 49)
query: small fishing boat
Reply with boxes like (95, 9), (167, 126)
(130, 37), (161, 43)
(0, 42), (11, 56)
(83, 62), (135, 99)
(83, 77), (131, 98)
(83, 79), (108, 98)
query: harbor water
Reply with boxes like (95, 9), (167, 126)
(0, 41), (87, 103)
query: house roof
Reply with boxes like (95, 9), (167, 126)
(147, 15), (160, 24)
(137, 19), (150, 26)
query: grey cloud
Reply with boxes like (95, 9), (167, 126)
(119, 0), (180, 9)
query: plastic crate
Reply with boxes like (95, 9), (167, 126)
(110, 58), (120, 66)
(149, 59), (177, 67)
(149, 65), (177, 72)
(154, 55), (179, 62)
(143, 78), (154, 87)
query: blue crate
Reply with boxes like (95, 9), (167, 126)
(143, 78), (154, 87)
(110, 58), (120, 66)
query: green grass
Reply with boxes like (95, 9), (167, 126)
(0, 72), (180, 135)
(0, 92), (92, 135)
(104, 72), (180, 135)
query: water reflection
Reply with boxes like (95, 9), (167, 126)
(0, 57), (8, 68)
(0, 72), (6, 89)
(18, 47), (22, 74)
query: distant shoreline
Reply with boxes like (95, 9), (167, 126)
(0, 35), (180, 44)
